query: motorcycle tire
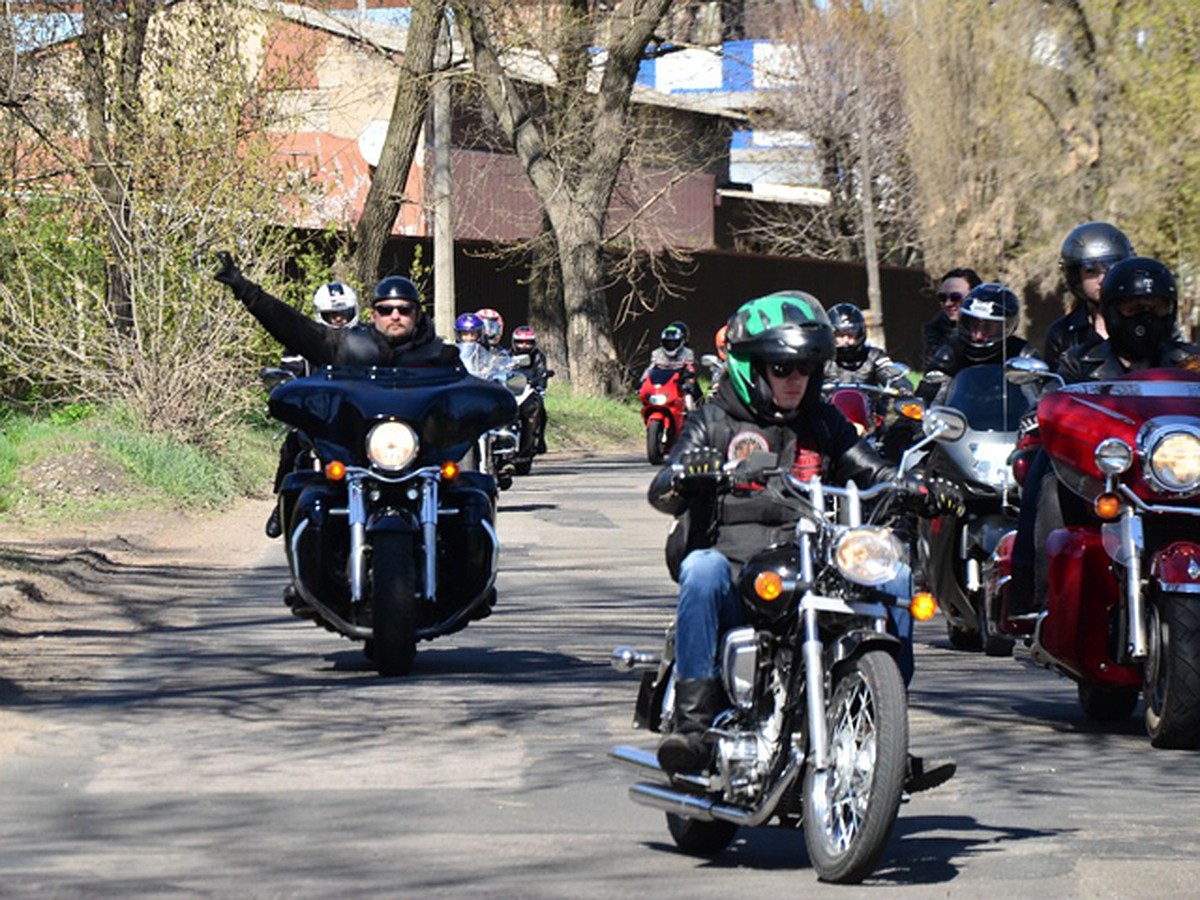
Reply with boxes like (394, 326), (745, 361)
(665, 813), (737, 857)
(803, 650), (907, 885)
(947, 621), (982, 652)
(1144, 594), (1200, 749)
(978, 601), (1015, 658)
(514, 459), (532, 476)
(647, 419), (667, 466)
(1077, 683), (1138, 722)
(370, 531), (418, 677)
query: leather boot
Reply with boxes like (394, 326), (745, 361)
(657, 678), (725, 774)
(905, 754), (956, 793)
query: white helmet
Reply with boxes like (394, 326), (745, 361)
(312, 282), (359, 327)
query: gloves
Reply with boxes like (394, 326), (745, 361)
(899, 473), (965, 518)
(214, 251), (250, 295)
(671, 446), (726, 495)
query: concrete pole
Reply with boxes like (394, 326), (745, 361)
(855, 70), (884, 349)
(431, 17), (456, 339)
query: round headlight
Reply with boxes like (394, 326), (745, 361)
(1148, 430), (1200, 492)
(833, 526), (905, 587)
(1095, 438), (1133, 476)
(366, 421), (419, 471)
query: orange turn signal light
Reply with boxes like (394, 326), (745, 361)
(910, 591), (938, 622)
(325, 460), (346, 481)
(440, 460), (459, 480)
(1094, 492), (1122, 520)
(754, 571), (784, 602)
(898, 402), (924, 421)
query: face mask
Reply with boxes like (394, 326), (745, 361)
(1116, 313), (1173, 362)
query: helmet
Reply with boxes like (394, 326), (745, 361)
(668, 320), (690, 345)
(714, 324), (728, 362)
(373, 275), (420, 304)
(1100, 256), (1177, 362)
(477, 308), (504, 348)
(828, 302), (867, 367)
(455, 312), (484, 343)
(725, 291), (834, 418)
(512, 324), (537, 354)
(312, 282), (358, 327)
(659, 324), (685, 358)
(1059, 222), (1135, 301)
(957, 283), (1020, 363)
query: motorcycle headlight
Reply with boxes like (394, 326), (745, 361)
(648, 393), (668, 405)
(1094, 438), (1133, 476)
(833, 526), (905, 587)
(1147, 430), (1200, 493)
(366, 421), (419, 471)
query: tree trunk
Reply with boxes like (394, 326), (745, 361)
(527, 217), (569, 377)
(558, 213), (621, 395)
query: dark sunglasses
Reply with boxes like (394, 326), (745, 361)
(936, 291), (965, 304)
(374, 302), (418, 318)
(767, 360), (819, 378)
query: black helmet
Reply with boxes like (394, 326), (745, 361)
(828, 302), (867, 367)
(373, 275), (421, 304)
(660, 324), (685, 357)
(725, 291), (834, 419)
(1100, 256), (1177, 363)
(1059, 222), (1135, 301)
(957, 283), (1020, 363)
(668, 320), (690, 345)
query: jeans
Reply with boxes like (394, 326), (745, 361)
(674, 548), (915, 687)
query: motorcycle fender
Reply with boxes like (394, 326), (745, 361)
(828, 630), (902, 671)
(366, 508), (421, 534)
(293, 482), (343, 529)
(1150, 542), (1200, 594)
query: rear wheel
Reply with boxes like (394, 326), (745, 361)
(665, 814), (737, 857)
(371, 531), (417, 677)
(646, 419), (668, 465)
(804, 650), (907, 884)
(1078, 683), (1139, 721)
(979, 596), (1015, 657)
(1144, 594), (1200, 748)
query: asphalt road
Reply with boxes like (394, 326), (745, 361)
(2, 452), (1200, 898)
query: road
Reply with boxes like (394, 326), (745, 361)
(1, 452), (1199, 897)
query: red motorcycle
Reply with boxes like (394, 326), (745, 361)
(640, 366), (689, 465)
(990, 360), (1200, 747)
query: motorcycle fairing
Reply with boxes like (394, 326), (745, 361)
(1150, 541), (1200, 594)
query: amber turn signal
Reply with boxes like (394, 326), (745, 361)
(440, 460), (459, 480)
(754, 571), (784, 602)
(897, 402), (924, 421)
(325, 460), (346, 481)
(910, 591), (937, 622)
(1094, 492), (1122, 520)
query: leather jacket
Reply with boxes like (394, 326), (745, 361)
(921, 313), (956, 369)
(1043, 306), (1096, 372)
(917, 335), (1038, 402)
(1058, 338), (1200, 384)
(825, 345), (910, 392)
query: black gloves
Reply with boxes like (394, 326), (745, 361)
(899, 473), (965, 518)
(214, 251), (251, 296)
(671, 446), (726, 495)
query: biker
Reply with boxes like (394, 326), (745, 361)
(215, 253), (460, 367)
(825, 302), (910, 391)
(1009, 257), (1200, 616)
(1043, 222), (1136, 371)
(511, 325), (551, 457)
(642, 324), (701, 408)
(265, 281), (360, 538)
(922, 267), (982, 368)
(476, 308), (507, 352)
(455, 312), (485, 345)
(648, 290), (961, 791)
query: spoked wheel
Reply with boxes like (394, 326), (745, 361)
(370, 531), (417, 677)
(665, 813), (737, 857)
(1144, 594), (1200, 748)
(646, 419), (668, 465)
(803, 650), (907, 884)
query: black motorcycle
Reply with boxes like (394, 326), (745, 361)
(267, 361), (516, 676)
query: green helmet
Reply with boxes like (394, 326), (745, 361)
(725, 291), (834, 416)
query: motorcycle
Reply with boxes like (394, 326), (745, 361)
(609, 416), (956, 884)
(990, 360), (1200, 747)
(459, 343), (532, 489)
(822, 371), (925, 458)
(266, 351), (516, 676)
(640, 366), (690, 465)
(917, 365), (1032, 655)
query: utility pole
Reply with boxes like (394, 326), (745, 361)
(431, 13), (456, 339)
(854, 69), (884, 348)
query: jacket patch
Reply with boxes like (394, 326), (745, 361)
(727, 430), (771, 461)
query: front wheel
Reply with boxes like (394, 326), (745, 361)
(646, 418), (669, 465)
(1144, 594), (1200, 748)
(804, 650), (907, 884)
(370, 531), (418, 677)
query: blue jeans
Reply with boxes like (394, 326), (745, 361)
(674, 548), (915, 686)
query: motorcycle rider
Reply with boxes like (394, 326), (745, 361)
(265, 281), (360, 538)
(1009, 257), (1200, 616)
(649, 290), (961, 791)
(825, 302), (910, 392)
(922, 267), (982, 368)
(214, 253), (459, 367)
(455, 312), (485, 346)
(476, 308), (507, 352)
(642, 323), (701, 409)
(510, 325), (551, 457)
(1043, 222), (1136, 371)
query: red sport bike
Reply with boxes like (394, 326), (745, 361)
(640, 366), (690, 465)
(989, 359), (1200, 748)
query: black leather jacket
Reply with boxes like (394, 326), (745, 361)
(648, 379), (897, 567)
(917, 335), (1038, 401)
(921, 313), (956, 369)
(824, 345), (909, 391)
(513, 346), (552, 392)
(1043, 306), (1096, 372)
(1058, 338), (1200, 383)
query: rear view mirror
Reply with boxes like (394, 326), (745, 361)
(924, 406), (968, 442)
(1004, 356), (1057, 386)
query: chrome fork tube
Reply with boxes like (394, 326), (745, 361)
(421, 474), (439, 601)
(799, 530), (829, 769)
(1122, 505), (1148, 659)
(348, 476), (368, 603)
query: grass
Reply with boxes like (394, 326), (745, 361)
(544, 382), (644, 452)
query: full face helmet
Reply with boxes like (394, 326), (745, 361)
(1059, 221), (1135, 302)
(476, 308), (505, 348)
(1100, 256), (1178, 363)
(373, 275), (421, 304)
(957, 283), (1020, 363)
(311, 282), (359, 327)
(714, 324), (728, 362)
(455, 312), (484, 343)
(659, 324), (685, 360)
(828, 302), (868, 367)
(724, 291), (834, 419)
(511, 325), (537, 355)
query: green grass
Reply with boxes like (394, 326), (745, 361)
(544, 382), (644, 452)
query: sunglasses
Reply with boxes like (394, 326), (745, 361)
(767, 360), (819, 378)
(374, 302), (418, 318)
(936, 291), (966, 304)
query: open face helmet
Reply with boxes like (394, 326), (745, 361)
(312, 282), (359, 327)
(1059, 222), (1135, 302)
(828, 302), (867, 367)
(512, 325), (537, 355)
(476, 308), (504, 348)
(1100, 256), (1178, 363)
(373, 275), (420, 304)
(455, 312), (484, 343)
(957, 283), (1020, 363)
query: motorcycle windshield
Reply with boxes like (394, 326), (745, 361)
(645, 366), (681, 387)
(941, 365), (1032, 431)
(269, 365), (517, 466)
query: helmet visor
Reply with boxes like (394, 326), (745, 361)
(661, 337), (682, 352)
(319, 309), (353, 326)
(959, 316), (1007, 347)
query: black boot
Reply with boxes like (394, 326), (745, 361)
(264, 504), (282, 539)
(905, 754), (956, 793)
(657, 679), (725, 774)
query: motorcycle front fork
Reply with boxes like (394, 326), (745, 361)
(346, 473), (440, 604)
(798, 531), (831, 770)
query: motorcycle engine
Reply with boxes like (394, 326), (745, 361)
(713, 665), (788, 806)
